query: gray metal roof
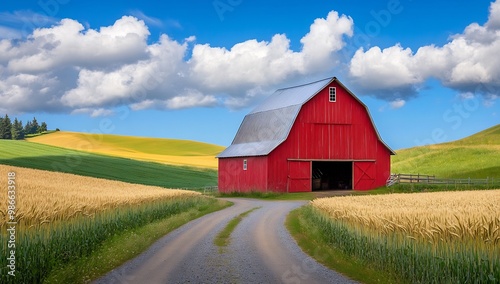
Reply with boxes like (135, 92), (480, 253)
(217, 77), (395, 158)
(250, 77), (333, 114)
(217, 78), (333, 158)
(218, 105), (301, 158)
(233, 105), (301, 144)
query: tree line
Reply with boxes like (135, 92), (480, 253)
(0, 114), (49, 140)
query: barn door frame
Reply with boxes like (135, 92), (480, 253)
(287, 160), (311, 193)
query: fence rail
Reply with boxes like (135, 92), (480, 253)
(203, 186), (218, 194)
(387, 174), (498, 187)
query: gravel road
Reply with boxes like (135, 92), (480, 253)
(95, 198), (357, 284)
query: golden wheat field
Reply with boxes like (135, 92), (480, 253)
(0, 165), (200, 227)
(312, 190), (500, 245)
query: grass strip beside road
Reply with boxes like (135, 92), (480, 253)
(286, 206), (401, 284)
(43, 199), (232, 284)
(214, 207), (261, 250)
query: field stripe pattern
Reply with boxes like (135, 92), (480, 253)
(27, 131), (223, 169)
(0, 140), (217, 189)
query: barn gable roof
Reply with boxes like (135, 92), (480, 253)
(217, 77), (395, 158)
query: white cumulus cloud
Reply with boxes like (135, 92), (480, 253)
(166, 89), (218, 109)
(188, 10), (353, 106)
(389, 98), (406, 109)
(349, 44), (422, 99)
(8, 16), (150, 73)
(0, 10), (353, 115)
(3, 2), (500, 116)
(349, 0), (500, 101)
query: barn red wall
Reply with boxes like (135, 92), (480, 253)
(375, 141), (392, 187)
(267, 81), (391, 192)
(218, 156), (268, 192)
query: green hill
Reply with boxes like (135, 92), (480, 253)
(446, 124), (500, 146)
(392, 124), (500, 178)
(0, 140), (217, 189)
(27, 131), (224, 169)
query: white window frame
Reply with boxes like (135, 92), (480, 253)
(243, 159), (247, 171)
(329, 87), (336, 102)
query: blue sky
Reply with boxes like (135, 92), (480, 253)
(0, 0), (498, 149)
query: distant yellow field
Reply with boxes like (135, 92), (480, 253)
(27, 131), (224, 169)
(0, 165), (200, 227)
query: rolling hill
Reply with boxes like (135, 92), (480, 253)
(27, 131), (224, 169)
(0, 139), (217, 189)
(392, 124), (500, 178)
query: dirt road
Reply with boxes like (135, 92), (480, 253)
(95, 198), (357, 284)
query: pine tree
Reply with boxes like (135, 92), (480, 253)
(0, 117), (3, 139)
(31, 117), (39, 134)
(24, 121), (32, 135)
(18, 120), (25, 139)
(12, 118), (24, 140)
(1, 114), (12, 139)
(40, 122), (48, 133)
(11, 118), (18, 140)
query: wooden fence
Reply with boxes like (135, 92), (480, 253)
(387, 174), (498, 187)
(203, 186), (218, 193)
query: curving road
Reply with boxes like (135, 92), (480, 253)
(95, 198), (357, 284)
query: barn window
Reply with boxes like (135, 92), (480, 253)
(329, 87), (336, 102)
(243, 159), (247, 170)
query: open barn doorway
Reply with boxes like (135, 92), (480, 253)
(312, 161), (352, 191)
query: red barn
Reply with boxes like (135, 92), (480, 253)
(217, 77), (395, 193)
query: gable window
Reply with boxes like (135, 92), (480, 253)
(329, 87), (336, 102)
(243, 159), (248, 171)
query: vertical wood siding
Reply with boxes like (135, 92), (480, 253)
(218, 156), (268, 192)
(287, 160), (311, 192)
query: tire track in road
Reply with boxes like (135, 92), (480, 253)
(95, 198), (357, 284)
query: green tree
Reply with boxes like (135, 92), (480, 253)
(1, 114), (12, 139)
(24, 120), (32, 135)
(11, 118), (19, 140)
(31, 117), (39, 134)
(17, 119), (25, 139)
(0, 117), (3, 139)
(40, 121), (48, 133)
(12, 118), (24, 140)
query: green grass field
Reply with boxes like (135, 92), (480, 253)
(28, 131), (224, 169)
(0, 140), (217, 189)
(392, 124), (500, 178)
